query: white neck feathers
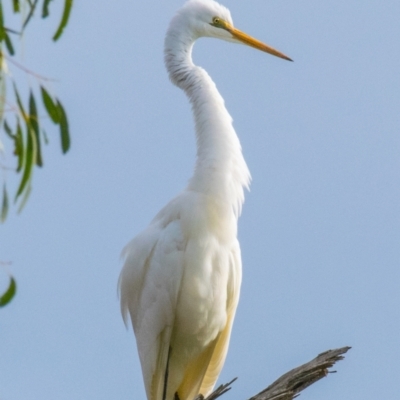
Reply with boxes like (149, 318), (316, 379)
(164, 24), (251, 217)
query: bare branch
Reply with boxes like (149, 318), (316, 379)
(201, 346), (351, 400)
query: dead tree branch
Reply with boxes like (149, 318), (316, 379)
(199, 346), (351, 400)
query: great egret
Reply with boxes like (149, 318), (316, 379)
(119, 1), (291, 399)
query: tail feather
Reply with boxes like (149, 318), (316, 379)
(199, 310), (235, 397)
(176, 336), (219, 400)
(151, 327), (173, 400)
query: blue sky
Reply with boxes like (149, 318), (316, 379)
(1, 0), (399, 399)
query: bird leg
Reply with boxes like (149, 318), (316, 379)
(163, 347), (172, 400)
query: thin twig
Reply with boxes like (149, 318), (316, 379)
(5, 55), (56, 82)
(22, 0), (40, 31)
(5, 27), (21, 35)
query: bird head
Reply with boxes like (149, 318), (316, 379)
(174, 0), (292, 61)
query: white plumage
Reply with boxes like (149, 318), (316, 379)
(119, 1), (291, 399)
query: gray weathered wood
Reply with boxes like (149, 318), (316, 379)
(196, 346), (351, 400)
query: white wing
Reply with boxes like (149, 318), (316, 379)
(119, 192), (242, 400)
(199, 241), (242, 397)
(119, 198), (185, 400)
(175, 240), (242, 399)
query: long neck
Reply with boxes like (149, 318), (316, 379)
(165, 27), (251, 217)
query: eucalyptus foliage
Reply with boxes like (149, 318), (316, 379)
(0, 0), (73, 307)
(0, 0), (73, 223)
(0, 274), (16, 307)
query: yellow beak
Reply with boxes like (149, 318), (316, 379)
(223, 23), (293, 62)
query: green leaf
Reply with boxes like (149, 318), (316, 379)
(53, 0), (72, 41)
(17, 183), (31, 213)
(56, 100), (70, 153)
(29, 91), (43, 167)
(41, 86), (59, 123)
(1, 183), (9, 222)
(13, 0), (20, 13)
(13, 83), (26, 119)
(42, 0), (53, 18)
(0, 276), (16, 307)
(3, 121), (15, 139)
(42, 129), (49, 145)
(15, 120), (24, 172)
(0, 2), (6, 42)
(0, 68), (5, 122)
(4, 32), (15, 55)
(42, 90), (71, 153)
(15, 121), (37, 200)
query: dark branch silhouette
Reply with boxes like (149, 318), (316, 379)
(196, 346), (350, 400)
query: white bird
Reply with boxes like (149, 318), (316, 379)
(119, 1), (291, 399)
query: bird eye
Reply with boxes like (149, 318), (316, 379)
(210, 16), (225, 28)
